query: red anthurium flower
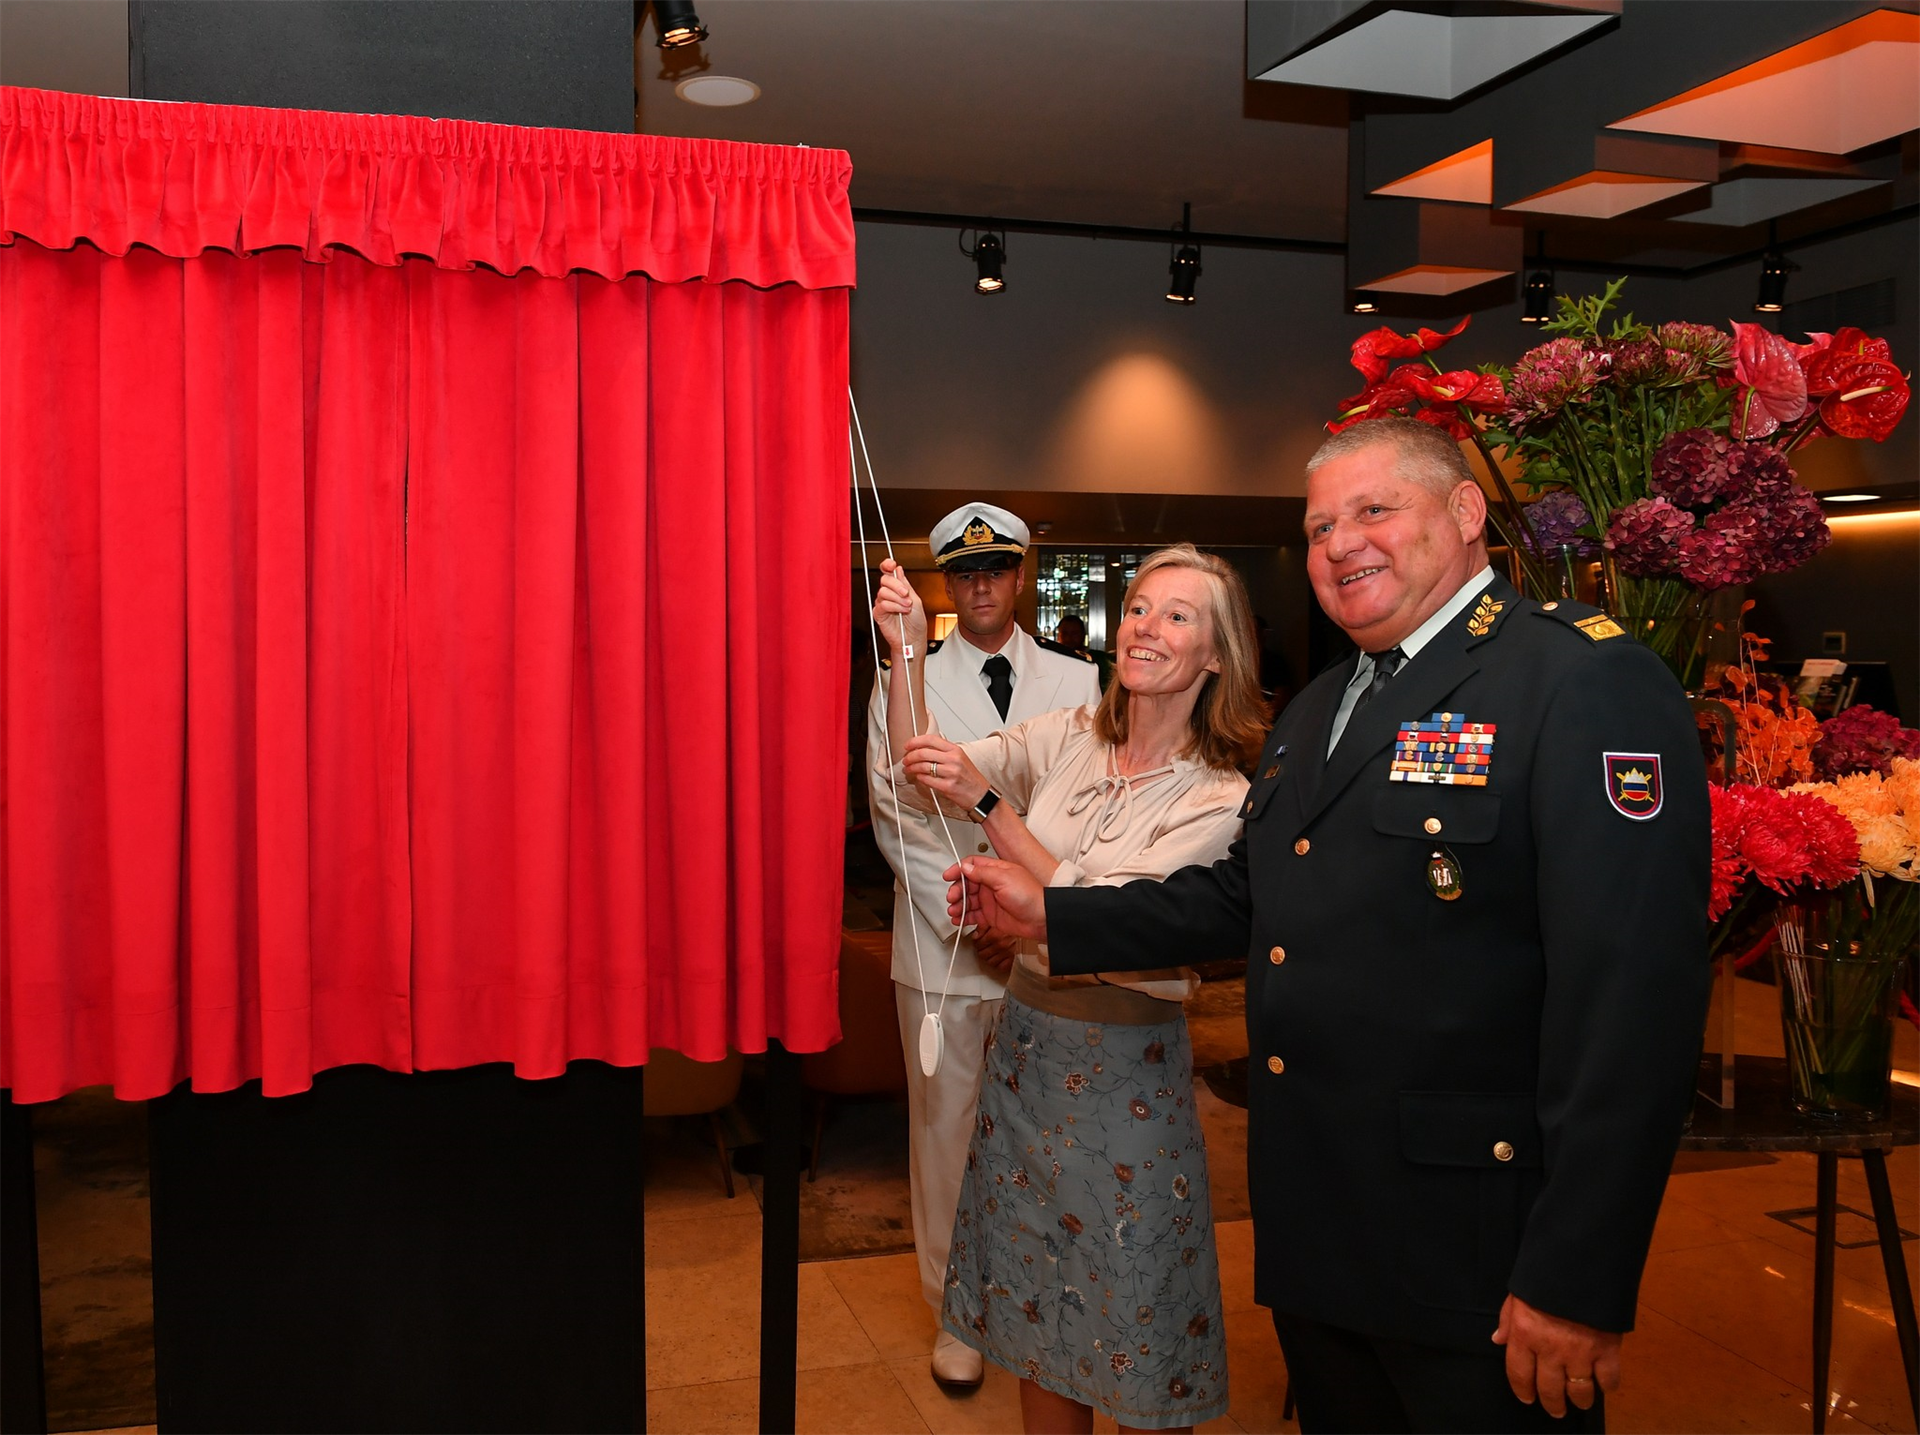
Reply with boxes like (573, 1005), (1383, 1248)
(1412, 406), (1473, 440)
(1348, 316), (1470, 383)
(1728, 320), (1809, 439)
(1802, 327), (1895, 396)
(1419, 369), (1507, 413)
(1815, 358), (1911, 442)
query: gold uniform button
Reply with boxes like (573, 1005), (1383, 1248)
(1493, 1141), (1515, 1163)
(977, 842), (991, 854)
(1269, 946), (1286, 965)
(1266, 1056), (1285, 1075)
(1542, 601), (1559, 611)
(1294, 838), (1311, 856)
(1423, 817), (1443, 835)
(1244, 799), (1254, 815)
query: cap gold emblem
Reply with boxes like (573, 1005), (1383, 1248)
(962, 519), (994, 547)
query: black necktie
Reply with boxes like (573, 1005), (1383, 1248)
(1349, 646), (1405, 720)
(982, 655), (1013, 721)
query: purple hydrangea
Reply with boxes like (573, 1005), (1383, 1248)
(1650, 429), (1743, 510)
(1749, 482), (1831, 574)
(1521, 489), (1599, 556)
(1606, 497), (1695, 578)
(1816, 705), (1920, 779)
(1676, 504), (1766, 589)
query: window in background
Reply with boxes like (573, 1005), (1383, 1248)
(1036, 550), (1107, 648)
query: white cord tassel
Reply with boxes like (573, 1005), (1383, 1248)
(851, 392), (970, 1078)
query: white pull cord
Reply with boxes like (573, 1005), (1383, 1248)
(851, 392), (969, 1078)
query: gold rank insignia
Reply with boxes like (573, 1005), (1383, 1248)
(1465, 593), (1505, 637)
(962, 519), (994, 546)
(1574, 614), (1625, 641)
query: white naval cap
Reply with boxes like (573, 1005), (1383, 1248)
(929, 502), (1030, 570)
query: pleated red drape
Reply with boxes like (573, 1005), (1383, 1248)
(0, 89), (851, 1101)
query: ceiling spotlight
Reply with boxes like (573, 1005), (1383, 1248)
(1754, 222), (1797, 314)
(1349, 293), (1378, 315)
(1521, 233), (1554, 324)
(1165, 203), (1201, 305)
(652, 0), (707, 49)
(960, 230), (1006, 294)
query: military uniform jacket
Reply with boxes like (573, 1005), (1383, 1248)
(869, 625), (1101, 996)
(1047, 574), (1710, 1352)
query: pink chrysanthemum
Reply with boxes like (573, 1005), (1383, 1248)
(1507, 338), (1606, 425)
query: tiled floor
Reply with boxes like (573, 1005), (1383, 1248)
(637, 973), (1917, 1435)
(71, 976), (1920, 1435)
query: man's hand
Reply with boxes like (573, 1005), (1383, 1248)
(945, 857), (1048, 941)
(1492, 1293), (1622, 1418)
(970, 926), (1019, 973)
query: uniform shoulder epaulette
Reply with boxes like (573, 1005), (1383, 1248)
(1033, 634), (1097, 664)
(879, 638), (943, 670)
(1532, 599), (1627, 642)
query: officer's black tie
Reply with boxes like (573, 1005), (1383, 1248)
(982, 654), (1014, 721)
(1349, 645), (1405, 719)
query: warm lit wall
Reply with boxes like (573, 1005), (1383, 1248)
(1748, 511), (1920, 724)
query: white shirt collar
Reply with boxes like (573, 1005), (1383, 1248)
(954, 623), (1027, 678)
(1347, 565), (1496, 687)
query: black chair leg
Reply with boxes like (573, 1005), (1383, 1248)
(1282, 1380), (1295, 1423)
(1861, 1148), (1919, 1429)
(1813, 1151), (1837, 1434)
(709, 1112), (735, 1199)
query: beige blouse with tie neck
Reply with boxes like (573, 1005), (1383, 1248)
(886, 703), (1249, 1003)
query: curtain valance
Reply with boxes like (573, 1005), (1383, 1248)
(0, 86), (855, 289)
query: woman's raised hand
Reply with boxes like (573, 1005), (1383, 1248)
(871, 558), (928, 659)
(904, 732), (989, 810)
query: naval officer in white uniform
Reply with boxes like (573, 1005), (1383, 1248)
(865, 502), (1100, 1388)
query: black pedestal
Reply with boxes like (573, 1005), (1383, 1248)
(1, 1094), (47, 1435)
(148, 1062), (643, 1434)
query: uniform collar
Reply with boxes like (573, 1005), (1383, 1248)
(1399, 565), (1496, 661)
(954, 623), (1030, 677)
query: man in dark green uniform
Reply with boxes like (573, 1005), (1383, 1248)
(946, 416), (1710, 1433)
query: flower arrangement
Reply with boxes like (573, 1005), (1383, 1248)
(1326, 281), (1911, 687)
(1706, 780), (1859, 954)
(1814, 705), (1920, 780)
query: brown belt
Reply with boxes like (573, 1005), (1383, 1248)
(1006, 960), (1182, 1027)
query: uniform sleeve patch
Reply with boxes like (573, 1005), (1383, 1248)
(1604, 752), (1663, 820)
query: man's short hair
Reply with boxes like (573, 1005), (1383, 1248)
(1305, 416), (1475, 499)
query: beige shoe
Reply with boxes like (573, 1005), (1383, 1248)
(931, 1329), (984, 1387)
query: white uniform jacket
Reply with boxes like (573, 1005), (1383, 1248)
(866, 625), (1101, 997)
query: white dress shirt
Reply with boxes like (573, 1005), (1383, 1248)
(1325, 565), (1495, 756)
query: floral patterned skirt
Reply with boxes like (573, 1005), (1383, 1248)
(940, 993), (1228, 1429)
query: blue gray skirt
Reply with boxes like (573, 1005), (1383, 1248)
(941, 992), (1228, 1429)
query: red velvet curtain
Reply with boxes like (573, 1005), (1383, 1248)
(0, 89), (851, 1101)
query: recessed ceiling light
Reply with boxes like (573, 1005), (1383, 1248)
(675, 76), (760, 107)
(1822, 493), (1880, 502)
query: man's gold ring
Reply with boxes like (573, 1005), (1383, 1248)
(1567, 1376), (1593, 1385)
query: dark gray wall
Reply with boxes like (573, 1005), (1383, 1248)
(129, 0), (633, 131)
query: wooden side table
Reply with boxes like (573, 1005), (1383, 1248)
(1680, 1056), (1919, 1434)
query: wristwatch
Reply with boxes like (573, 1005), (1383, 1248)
(969, 789), (1001, 823)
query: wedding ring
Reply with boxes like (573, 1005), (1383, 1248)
(1567, 1376), (1593, 1386)
(932, 761), (940, 778)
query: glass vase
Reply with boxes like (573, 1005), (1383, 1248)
(1766, 933), (1904, 1121)
(1599, 560), (1712, 689)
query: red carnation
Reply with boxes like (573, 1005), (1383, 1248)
(1707, 785), (1748, 921)
(1735, 787), (1859, 894)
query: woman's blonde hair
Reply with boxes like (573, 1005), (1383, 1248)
(1092, 544), (1268, 773)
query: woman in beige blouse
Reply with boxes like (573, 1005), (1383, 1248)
(872, 545), (1269, 1435)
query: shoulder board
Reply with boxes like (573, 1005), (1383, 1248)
(878, 637), (943, 671)
(1532, 600), (1626, 642)
(1033, 635), (1097, 664)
